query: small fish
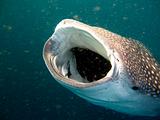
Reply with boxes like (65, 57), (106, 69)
(43, 19), (160, 116)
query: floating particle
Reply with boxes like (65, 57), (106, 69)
(26, 9), (31, 13)
(41, 9), (45, 13)
(24, 50), (30, 53)
(46, 21), (51, 26)
(2, 24), (12, 31)
(122, 16), (128, 20)
(141, 31), (146, 35)
(55, 104), (62, 109)
(93, 6), (101, 12)
(73, 15), (80, 20)
(112, 3), (116, 7)
(7, 67), (13, 71)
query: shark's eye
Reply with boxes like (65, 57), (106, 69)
(71, 47), (112, 82)
(132, 86), (139, 90)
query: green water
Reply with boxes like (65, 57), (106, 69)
(0, 0), (160, 120)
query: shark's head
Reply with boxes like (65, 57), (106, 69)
(43, 19), (160, 116)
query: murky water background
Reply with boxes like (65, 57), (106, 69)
(0, 0), (160, 120)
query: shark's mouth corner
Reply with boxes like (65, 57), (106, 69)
(43, 27), (115, 85)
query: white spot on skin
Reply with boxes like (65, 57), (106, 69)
(147, 57), (150, 60)
(148, 82), (151, 86)
(151, 70), (154, 74)
(142, 58), (145, 62)
(152, 75), (155, 79)
(152, 65), (156, 70)
(146, 65), (149, 69)
(152, 88), (156, 91)
(146, 74), (149, 77)
(153, 84), (157, 89)
(155, 80), (157, 84)
(128, 72), (131, 76)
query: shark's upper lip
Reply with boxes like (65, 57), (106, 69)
(43, 19), (120, 88)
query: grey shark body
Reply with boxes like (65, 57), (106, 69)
(43, 19), (160, 116)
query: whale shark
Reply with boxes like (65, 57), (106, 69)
(43, 19), (160, 116)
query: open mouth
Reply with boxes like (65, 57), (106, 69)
(69, 47), (111, 82)
(44, 27), (114, 84)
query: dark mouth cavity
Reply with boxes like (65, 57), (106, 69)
(71, 47), (112, 82)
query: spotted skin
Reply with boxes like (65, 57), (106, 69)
(93, 27), (160, 97)
(121, 39), (160, 97)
